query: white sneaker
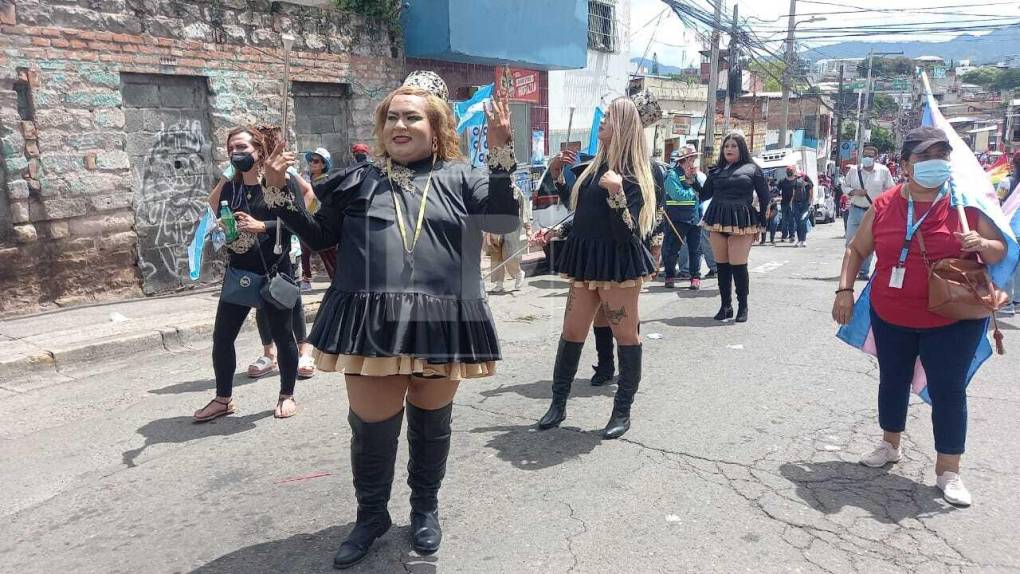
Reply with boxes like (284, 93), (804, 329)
(859, 440), (902, 467)
(514, 270), (526, 291)
(936, 472), (972, 507)
(491, 282), (504, 293)
(800, 242), (808, 248)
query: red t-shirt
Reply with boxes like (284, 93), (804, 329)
(870, 185), (979, 329)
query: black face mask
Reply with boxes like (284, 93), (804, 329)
(230, 152), (256, 174)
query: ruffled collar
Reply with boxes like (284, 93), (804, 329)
(384, 155), (439, 194)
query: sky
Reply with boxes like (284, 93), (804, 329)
(630, 0), (1018, 66)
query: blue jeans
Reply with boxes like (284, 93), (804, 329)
(870, 309), (986, 455)
(792, 201), (811, 242)
(846, 205), (873, 274)
(695, 227), (717, 273)
(780, 204), (795, 239)
(664, 221), (702, 279)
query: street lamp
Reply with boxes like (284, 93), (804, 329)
(779, 13), (827, 149)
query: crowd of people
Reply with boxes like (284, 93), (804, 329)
(193, 70), (1019, 570)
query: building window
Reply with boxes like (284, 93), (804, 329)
(588, 0), (617, 53)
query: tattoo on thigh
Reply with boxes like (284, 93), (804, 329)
(602, 302), (627, 325)
(566, 288), (576, 313)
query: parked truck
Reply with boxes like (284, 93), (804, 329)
(753, 147), (837, 224)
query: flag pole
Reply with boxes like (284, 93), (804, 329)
(921, 71), (970, 232)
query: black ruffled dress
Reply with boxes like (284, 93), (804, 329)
(701, 160), (770, 235)
(265, 153), (520, 380)
(554, 162), (657, 289)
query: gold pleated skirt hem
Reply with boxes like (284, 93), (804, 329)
(559, 273), (650, 290)
(312, 351), (496, 381)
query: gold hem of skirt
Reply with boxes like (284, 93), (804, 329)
(312, 350), (496, 380)
(559, 273), (650, 290)
(701, 223), (762, 235)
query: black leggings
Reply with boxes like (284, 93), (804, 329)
(212, 300), (298, 397)
(256, 296), (307, 346)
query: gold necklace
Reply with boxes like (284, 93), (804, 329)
(387, 155), (435, 255)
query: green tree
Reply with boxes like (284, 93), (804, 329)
(872, 94), (899, 118)
(335, 0), (402, 31)
(748, 60), (788, 92)
(994, 69), (1020, 92)
(857, 56), (914, 78)
(962, 67), (1003, 88)
(869, 126), (895, 153)
(840, 123), (857, 141)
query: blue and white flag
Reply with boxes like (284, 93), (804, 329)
(837, 72), (1020, 403)
(188, 206), (215, 281)
(586, 107), (604, 155)
(454, 83), (494, 134)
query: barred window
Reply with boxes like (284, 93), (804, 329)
(588, 0), (616, 53)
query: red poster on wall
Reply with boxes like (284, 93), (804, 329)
(495, 66), (541, 104)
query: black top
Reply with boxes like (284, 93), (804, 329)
(702, 161), (770, 224)
(266, 155), (519, 363)
(778, 177), (801, 205)
(220, 179), (297, 274)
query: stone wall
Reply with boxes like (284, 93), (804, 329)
(0, 0), (403, 313)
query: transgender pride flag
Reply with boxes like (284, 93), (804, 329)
(836, 72), (1020, 403)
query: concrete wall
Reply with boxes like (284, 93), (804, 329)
(547, 0), (631, 152)
(0, 0), (402, 313)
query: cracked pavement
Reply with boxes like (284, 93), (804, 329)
(2, 224), (1019, 573)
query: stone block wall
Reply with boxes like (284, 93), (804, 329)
(0, 0), (403, 313)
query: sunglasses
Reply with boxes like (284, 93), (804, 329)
(309, 158), (324, 164)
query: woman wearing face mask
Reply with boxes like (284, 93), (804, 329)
(700, 131), (770, 323)
(833, 127), (1008, 507)
(196, 126), (302, 422)
(261, 72), (519, 568)
(537, 96), (659, 440)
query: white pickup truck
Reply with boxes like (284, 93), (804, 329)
(754, 147), (837, 224)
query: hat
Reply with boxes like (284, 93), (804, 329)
(903, 126), (952, 157)
(351, 143), (370, 155)
(669, 150), (680, 161)
(630, 89), (662, 129)
(403, 70), (449, 102)
(676, 144), (699, 160)
(305, 147), (332, 172)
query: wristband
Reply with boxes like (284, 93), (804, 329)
(835, 288), (853, 294)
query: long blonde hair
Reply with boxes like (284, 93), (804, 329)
(570, 97), (656, 235)
(372, 85), (465, 162)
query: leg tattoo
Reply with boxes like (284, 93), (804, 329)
(602, 302), (627, 325)
(565, 288), (576, 313)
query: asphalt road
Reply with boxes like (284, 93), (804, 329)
(3, 222), (1019, 574)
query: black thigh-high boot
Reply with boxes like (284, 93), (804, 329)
(713, 263), (734, 321)
(590, 326), (615, 386)
(406, 402), (453, 555)
(538, 339), (584, 429)
(333, 410), (402, 570)
(733, 264), (749, 323)
(602, 344), (642, 439)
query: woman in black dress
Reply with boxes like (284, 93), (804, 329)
(537, 96), (659, 440)
(262, 73), (519, 569)
(700, 132), (770, 323)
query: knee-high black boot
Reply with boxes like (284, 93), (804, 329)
(538, 339), (584, 429)
(713, 263), (734, 321)
(405, 402), (452, 555)
(732, 264), (749, 323)
(602, 344), (642, 439)
(333, 410), (402, 570)
(590, 326), (615, 386)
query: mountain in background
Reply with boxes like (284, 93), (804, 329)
(806, 25), (1020, 65)
(629, 57), (690, 76)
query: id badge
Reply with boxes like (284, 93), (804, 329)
(889, 266), (905, 289)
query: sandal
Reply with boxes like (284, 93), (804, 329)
(297, 355), (316, 379)
(274, 395), (297, 419)
(194, 397), (235, 423)
(247, 355), (277, 379)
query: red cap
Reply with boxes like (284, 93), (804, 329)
(352, 143), (370, 154)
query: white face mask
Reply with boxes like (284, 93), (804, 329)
(861, 157), (875, 168)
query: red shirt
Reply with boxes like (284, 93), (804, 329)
(870, 185), (979, 328)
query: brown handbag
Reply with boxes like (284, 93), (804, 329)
(917, 228), (1007, 353)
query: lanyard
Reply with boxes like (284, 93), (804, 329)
(388, 156), (435, 255)
(898, 183), (947, 267)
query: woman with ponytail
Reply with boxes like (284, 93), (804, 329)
(537, 96), (659, 440)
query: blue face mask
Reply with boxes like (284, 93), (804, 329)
(911, 159), (952, 189)
(861, 157), (875, 168)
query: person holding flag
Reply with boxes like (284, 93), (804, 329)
(833, 125), (1017, 507)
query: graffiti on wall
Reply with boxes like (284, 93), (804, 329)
(133, 120), (214, 294)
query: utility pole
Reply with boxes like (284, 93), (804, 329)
(778, 0), (797, 150)
(723, 4), (739, 133)
(834, 64), (845, 161)
(703, 0), (723, 167)
(856, 50), (903, 157)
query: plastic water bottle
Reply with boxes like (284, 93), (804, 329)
(211, 227), (226, 252)
(219, 201), (238, 242)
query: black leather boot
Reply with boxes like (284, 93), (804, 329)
(406, 402), (453, 556)
(602, 344), (642, 439)
(713, 262), (734, 321)
(732, 264), (749, 323)
(538, 339), (584, 429)
(590, 326), (615, 386)
(333, 410), (402, 570)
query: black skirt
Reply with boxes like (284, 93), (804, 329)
(557, 236), (657, 283)
(702, 199), (762, 234)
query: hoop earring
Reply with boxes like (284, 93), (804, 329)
(432, 138), (438, 153)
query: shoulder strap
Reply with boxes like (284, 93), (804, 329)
(857, 168), (873, 205)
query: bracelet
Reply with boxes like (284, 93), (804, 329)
(835, 288), (854, 294)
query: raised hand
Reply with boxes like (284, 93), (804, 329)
(264, 140), (297, 189)
(485, 95), (513, 149)
(549, 149), (578, 178)
(599, 170), (624, 195)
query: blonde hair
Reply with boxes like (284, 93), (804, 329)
(570, 97), (656, 236)
(373, 85), (465, 162)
